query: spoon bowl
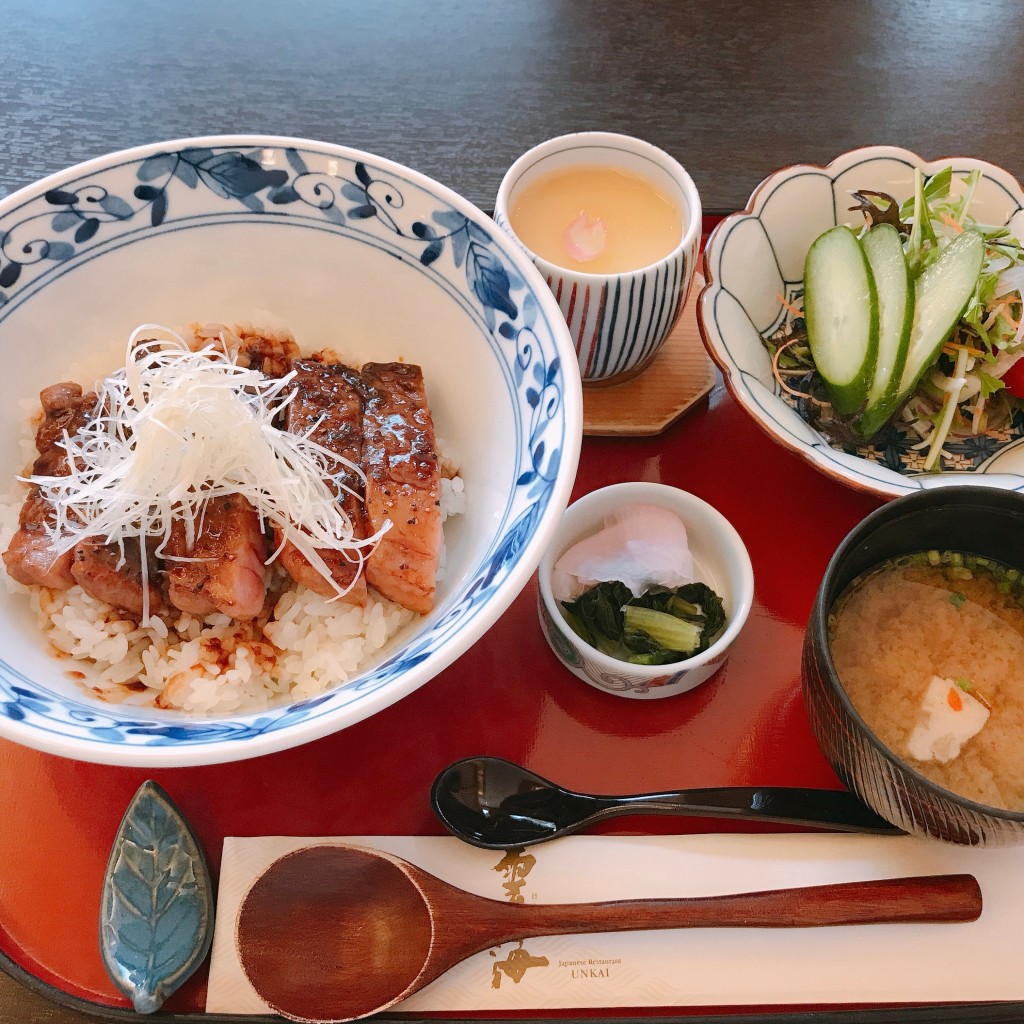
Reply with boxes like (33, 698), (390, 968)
(431, 756), (902, 849)
(236, 843), (980, 1023)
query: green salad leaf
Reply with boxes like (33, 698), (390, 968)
(560, 581), (728, 665)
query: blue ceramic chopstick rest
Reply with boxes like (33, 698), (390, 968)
(99, 780), (214, 1013)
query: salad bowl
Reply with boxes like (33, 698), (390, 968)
(698, 145), (1024, 498)
(0, 135), (583, 766)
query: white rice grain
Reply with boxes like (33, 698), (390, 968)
(0, 348), (458, 715)
(1, 499), (421, 714)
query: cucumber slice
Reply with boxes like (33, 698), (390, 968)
(803, 226), (878, 416)
(896, 229), (984, 400)
(854, 224), (914, 438)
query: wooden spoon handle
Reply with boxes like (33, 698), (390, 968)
(483, 873), (981, 941)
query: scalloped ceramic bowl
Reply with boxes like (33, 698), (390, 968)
(0, 135), (582, 766)
(698, 145), (1024, 499)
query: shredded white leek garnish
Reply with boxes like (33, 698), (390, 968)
(26, 325), (388, 612)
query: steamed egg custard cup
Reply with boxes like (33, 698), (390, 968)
(538, 482), (754, 700)
(494, 132), (702, 386)
(802, 486), (1024, 845)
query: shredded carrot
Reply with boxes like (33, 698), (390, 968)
(982, 301), (1020, 332)
(995, 301), (1019, 329)
(972, 393), (987, 434)
(990, 301), (1022, 331)
(775, 293), (803, 319)
(947, 687), (963, 712)
(940, 212), (964, 233)
(992, 291), (1023, 310)
(942, 341), (986, 359)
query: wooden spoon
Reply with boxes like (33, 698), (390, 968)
(236, 843), (982, 1023)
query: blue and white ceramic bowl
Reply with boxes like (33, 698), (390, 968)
(0, 135), (582, 766)
(699, 145), (1024, 499)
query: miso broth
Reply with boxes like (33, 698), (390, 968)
(829, 551), (1024, 811)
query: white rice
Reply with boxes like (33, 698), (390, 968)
(0, 338), (462, 715)
(0, 492), (421, 714)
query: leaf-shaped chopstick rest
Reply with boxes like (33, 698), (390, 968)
(99, 780), (214, 1013)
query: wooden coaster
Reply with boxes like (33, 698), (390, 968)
(583, 273), (715, 436)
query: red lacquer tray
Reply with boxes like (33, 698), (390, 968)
(0, 226), (1017, 1024)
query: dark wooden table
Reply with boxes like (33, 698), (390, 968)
(4, 0), (1024, 218)
(3, 0), (1024, 1021)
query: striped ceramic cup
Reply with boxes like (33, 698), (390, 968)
(495, 132), (701, 385)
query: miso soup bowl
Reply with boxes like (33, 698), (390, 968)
(538, 482), (754, 700)
(803, 486), (1024, 845)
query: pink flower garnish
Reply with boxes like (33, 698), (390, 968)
(563, 211), (607, 263)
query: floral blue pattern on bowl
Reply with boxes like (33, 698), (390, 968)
(0, 136), (582, 765)
(698, 145), (1024, 498)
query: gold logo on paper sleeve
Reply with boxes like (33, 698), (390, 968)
(493, 848), (536, 904)
(490, 942), (550, 988)
(488, 848), (548, 987)
(486, 849), (622, 987)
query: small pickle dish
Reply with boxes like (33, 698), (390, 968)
(537, 481), (754, 699)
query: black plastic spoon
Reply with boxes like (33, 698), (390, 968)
(430, 756), (902, 849)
